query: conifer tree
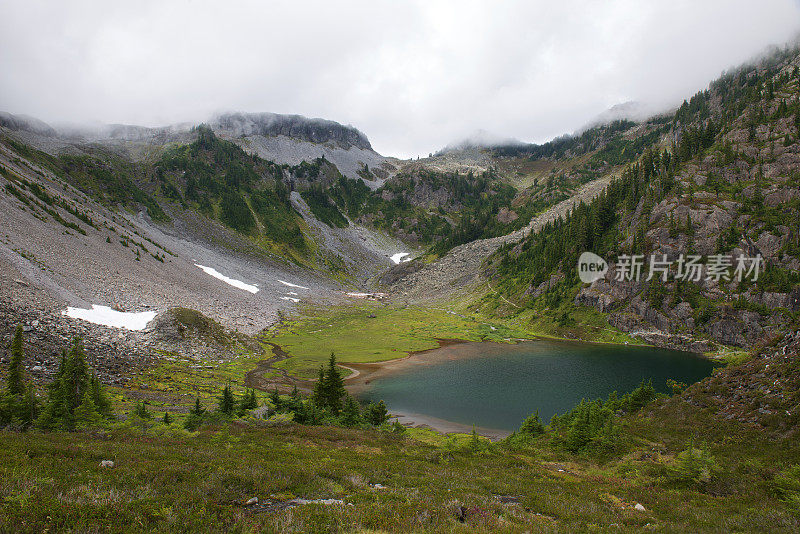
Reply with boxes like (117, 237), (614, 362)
(190, 397), (205, 415)
(90, 374), (111, 417)
(218, 384), (235, 415)
(134, 400), (152, 419)
(519, 410), (544, 436)
(37, 338), (91, 430)
(341, 395), (361, 427)
(269, 388), (282, 411)
(1, 325), (39, 429)
(7, 325), (24, 396)
(240, 388), (258, 411)
(74, 388), (103, 429)
(365, 400), (388, 426)
(162, 411), (172, 424)
(323, 353), (345, 414)
(311, 366), (326, 407)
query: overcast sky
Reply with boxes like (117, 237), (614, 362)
(1, 1), (799, 158)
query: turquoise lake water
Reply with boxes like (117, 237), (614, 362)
(359, 339), (717, 433)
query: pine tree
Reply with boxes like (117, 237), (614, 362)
(519, 410), (544, 436)
(365, 400), (388, 426)
(74, 388), (103, 429)
(190, 397), (205, 415)
(63, 339), (90, 416)
(1, 325), (39, 429)
(184, 397), (206, 431)
(37, 338), (90, 430)
(240, 388), (258, 411)
(89, 374), (111, 417)
(323, 353), (345, 414)
(134, 400), (152, 419)
(218, 384), (235, 415)
(162, 412), (172, 424)
(7, 325), (24, 396)
(341, 395), (361, 427)
(269, 388), (282, 411)
(311, 366), (326, 407)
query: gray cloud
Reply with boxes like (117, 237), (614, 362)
(1, 0), (798, 158)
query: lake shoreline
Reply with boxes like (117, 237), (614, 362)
(345, 337), (716, 437)
(345, 338), (474, 392)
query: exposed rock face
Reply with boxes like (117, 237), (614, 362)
(496, 207), (519, 225)
(211, 112), (372, 150)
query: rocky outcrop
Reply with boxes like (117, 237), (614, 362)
(212, 112), (372, 150)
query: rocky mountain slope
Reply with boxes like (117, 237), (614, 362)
(0, 118), (414, 380)
(473, 46), (800, 351)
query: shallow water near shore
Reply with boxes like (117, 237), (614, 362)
(356, 339), (717, 433)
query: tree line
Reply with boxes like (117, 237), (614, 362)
(1, 329), (393, 433)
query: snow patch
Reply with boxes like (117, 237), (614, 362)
(278, 280), (309, 290)
(281, 296), (300, 303)
(390, 253), (411, 264)
(195, 264), (259, 294)
(62, 305), (156, 331)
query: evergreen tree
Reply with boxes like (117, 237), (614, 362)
(37, 338), (91, 430)
(162, 411), (172, 424)
(74, 388), (103, 429)
(7, 325), (24, 396)
(0, 325), (39, 429)
(89, 374), (111, 417)
(190, 397), (205, 415)
(519, 410), (545, 437)
(341, 395), (361, 427)
(365, 400), (388, 426)
(133, 400), (152, 419)
(289, 385), (302, 410)
(269, 388), (282, 411)
(218, 384), (235, 415)
(311, 366), (326, 407)
(184, 397), (206, 431)
(240, 388), (258, 411)
(19, 384), (38, 428)
(323, 353), (345, 414)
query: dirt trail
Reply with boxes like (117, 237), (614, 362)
(391, 175), (613, 302)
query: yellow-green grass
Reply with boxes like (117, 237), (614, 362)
(119, 347), (273, 413)
(268, 304), (530, 379)
(438, 284), (644, 347)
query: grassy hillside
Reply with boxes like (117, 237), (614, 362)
(2, 356), (799, 533)
(158, 126), (309, 256)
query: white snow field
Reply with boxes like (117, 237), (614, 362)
(195, 264), (259, 293)
(62, 305), (157, 330)
(390, 252), (411, 264)
(278, 280), (309, 290)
